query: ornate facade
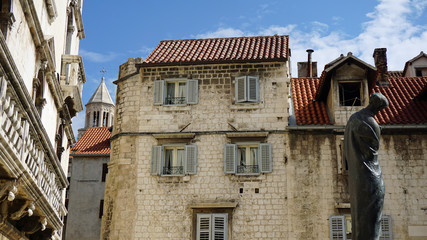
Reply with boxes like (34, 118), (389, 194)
(0, 0), (85, 239)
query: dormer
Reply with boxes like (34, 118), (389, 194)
(402, 51), (427, 77)
(315, 52), (377, 125)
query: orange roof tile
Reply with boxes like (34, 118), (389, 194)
(373, 77), (427, 124)
(71, 127), (111, 155)
(388, 71), (403, 78)
(142, 35), (289, 66)
(291, 77), (331, 125)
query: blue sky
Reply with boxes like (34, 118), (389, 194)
(74, 0), (427, 136)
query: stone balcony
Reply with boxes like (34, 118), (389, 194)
(0, 76), (66, 239)
(60, 54), (86, 117)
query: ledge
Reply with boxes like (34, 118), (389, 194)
(189, 202), (238, 209)
(335, 202), (351, 209)
(226, 132), (268, 138)
(152, 133), (195, 139)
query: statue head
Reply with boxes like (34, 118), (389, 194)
(367, 93), (389, 113)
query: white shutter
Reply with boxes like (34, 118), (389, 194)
(329, 216), (346, 240)
(186, 79), (198, 104)
(380, 216), (392, 240)
(0, 77), (6, 101)
(224, 144), (236, 174)
(235, 76), (246, 103)
(151, 146), (163, 175)
(247, 76), (259, 102)
(197, 214), (211, 240)
(153, 80), (165, 105)
(259, 143), (272, 173)
(212, 214), (228, 240)
(185, 145), (197, 174)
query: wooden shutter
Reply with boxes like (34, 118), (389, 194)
(235, 76), (246, 103)
(212, 213), (228, 240)
(153, 80), (165, 105)
(224, 144), (236, 174)
(186, 79), (198, 104)
(259, 143), (272, 173)
(197, 214), (211, 240)
(185, 145), (197, 174)
(151, 146), (163, 175)
(247, 76), (259, 102)
(380, 216), (392, 240)
(329, 216), (346, 240)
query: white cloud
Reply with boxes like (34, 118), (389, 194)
(80, 49), (118, 63)
(196, 28), (248, 39)
(195, 0), (427, 73)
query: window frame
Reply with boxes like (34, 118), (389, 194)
(338, 81), (362, 107)
(196, 213), (228, 240)
(153, 78), (198, 106)
(235, 76), (259, 104)
(329, 215), (392, 240)
(151, 144), (198, 176)
(224, 142), (272, 175)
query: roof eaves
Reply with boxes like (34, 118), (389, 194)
(137, 58), (288, 68)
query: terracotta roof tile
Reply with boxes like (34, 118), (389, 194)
(388, 71), (403, 78)
(143, 35), (289, 66)
(71, 127), (111, 155)
(291, 77), (331, 125)
(373, 77), (427, 124)
(292, 76), (427, 125)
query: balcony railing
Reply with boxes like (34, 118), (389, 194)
(237, 165), (259, 174)
(0, 78), (63, 222)
(165, 97), (186, 105)
(162, 166), (184, 175)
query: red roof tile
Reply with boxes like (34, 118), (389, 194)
(388, 71), (403, 78)
(292, 76), (427, 125)
(142, 35), (289, 66)
(372, 77), (427, 124)
(71, 127), (111, 155)
(291, 77), (331, 125)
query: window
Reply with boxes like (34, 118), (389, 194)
(224, 143), (272, 175)
(153, 79), (198, 105)
(338, 82), (361, 106)
(235, 76), (259, 103)
(197, 213), (228, 240)
(415, 68), (427, 77)
(151, 145), (197, 176)
(101, 163), (108, 182)
(329, 215), (392, 240)
(99, 200), (104, 218)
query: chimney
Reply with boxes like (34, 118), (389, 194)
(307, 49), (314, 77)
(297, 49), (317, 77)
(373, 48), (389, 86)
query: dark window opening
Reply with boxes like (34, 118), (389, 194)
(102, 163), (108, 182)
(339, 82), (361, 106)
(415, 69), (423, 77)
(99, 200), (104, 218)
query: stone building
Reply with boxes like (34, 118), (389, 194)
(65, 77), (114, 240)
(102, 35), (291, 239)
(290, 49), (427, 239)
(0, 0), (85, 239)
(102, 34), (426, 240)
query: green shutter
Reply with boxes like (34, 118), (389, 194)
(212, 213), (228, 240)
(235, 76), (246, 103)
(185, 145), (197, 174)
(224, 144), (236, 174)
(151, 146), (163, 175)
(259, 143), (272, 173)
(380, 216), (392, 240)
(329, 216), (346, 240)
(186, 79), (198, 104)
(247, 76), (259, 102)
(197, 214), (211, 240)
(153, 80), (165, 105)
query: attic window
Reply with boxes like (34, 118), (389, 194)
(338, 82), (361, 106)
(415, 68), (427, 77)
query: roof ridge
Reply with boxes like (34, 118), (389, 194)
(157, 35), (289, 43)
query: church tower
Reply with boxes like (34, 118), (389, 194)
(78, 75), (115, 138)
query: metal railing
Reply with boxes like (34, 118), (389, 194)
(165, 97), (186, 105)
(237, 165), (259, 174)
(162, 166), (184, 175)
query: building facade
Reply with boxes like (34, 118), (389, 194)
(0, 0), (85, 239)
(102, 35), (426, 240)
(65, 77), (114, 240)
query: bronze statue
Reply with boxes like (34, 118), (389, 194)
(344, 93), (389, 240)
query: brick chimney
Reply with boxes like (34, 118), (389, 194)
(373, 48), (389, 86)
(297, 49), (318, 77)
